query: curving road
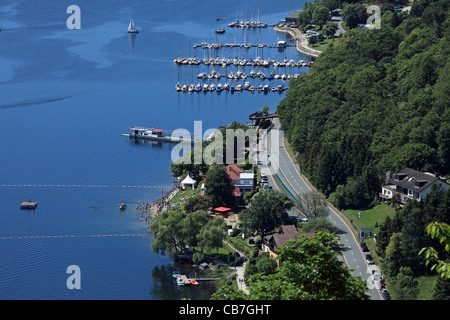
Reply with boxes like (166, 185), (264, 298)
(260, 118), (381, 300)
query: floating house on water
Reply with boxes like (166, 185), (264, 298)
(123, 127), (195, 144)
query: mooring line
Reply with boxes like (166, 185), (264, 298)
(0, 184), (174, 188)
(0, 233), (152, 240)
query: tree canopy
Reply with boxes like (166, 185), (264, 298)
(279, 0), (450, 209)
(240, 189), (294, 237)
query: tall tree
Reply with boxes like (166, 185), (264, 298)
(297, 190), (329, 219)
(342, 3), (368, 28)
(241, 190), (293, 238)
(312, 5), (330, 27)
(204, 164), (235, 208)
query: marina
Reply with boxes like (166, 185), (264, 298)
(176, 82), (289, 93)
(174, 57), (312, 68)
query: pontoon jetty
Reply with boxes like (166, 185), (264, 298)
(122, 127), (196, 144)
(20, 200), (37, 209)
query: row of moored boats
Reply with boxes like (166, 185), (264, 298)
(196, 69), (303, 81)
(227, 20), (268, 28)
(174, 57), (313, 68)
(175, 82), (288, 93)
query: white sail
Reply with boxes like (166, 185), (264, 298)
(128, 18), (138, 33)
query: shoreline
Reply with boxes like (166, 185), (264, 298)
(273, 26), (321, 59)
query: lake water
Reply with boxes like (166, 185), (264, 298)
(0, 0), (308, 299)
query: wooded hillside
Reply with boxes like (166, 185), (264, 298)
(278, 0), (450, 209)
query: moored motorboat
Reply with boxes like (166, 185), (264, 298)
(176, 277), (185, 286)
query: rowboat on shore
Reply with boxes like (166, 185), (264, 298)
(189, 279), (199, 286)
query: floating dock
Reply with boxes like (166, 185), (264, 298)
(20, 201), (37, 209)
(176, 274), (220, 286)
(123, 127), (197, 144)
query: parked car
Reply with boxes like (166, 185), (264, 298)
(381, 288), (390, 300)
(298, 218), (309, 223)
(366, 254), (374, 264)
(361, 245), (369, 252)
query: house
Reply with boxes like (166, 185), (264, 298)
(226, 164), (255, 195)
(380, 167), (450, 204)
(285, 10), (301, 24)
(262, 225), (314, 264)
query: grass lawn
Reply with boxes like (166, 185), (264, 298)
(416, 275), (439, 300)
(308, 37), (337, 52)
(168, 185), (204, 209)
(345, 203), (396, 235)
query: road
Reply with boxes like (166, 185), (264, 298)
(259, 118), (381, 300)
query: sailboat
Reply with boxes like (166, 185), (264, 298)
(128, 18), (139, 33)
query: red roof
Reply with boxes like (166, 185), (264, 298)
(226, 164), (243, 181)
(152, 129), (163, 132)
(213, 207), (232, 212)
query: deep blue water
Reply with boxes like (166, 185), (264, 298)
(0, 0), (308, 299)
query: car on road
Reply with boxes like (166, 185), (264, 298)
(381, 288), (390, 300)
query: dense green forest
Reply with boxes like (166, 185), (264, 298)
(278, 0), (450, 209)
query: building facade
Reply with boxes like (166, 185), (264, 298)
(380, 167), (449, 204)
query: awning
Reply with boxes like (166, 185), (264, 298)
(213, 207), (232, 212)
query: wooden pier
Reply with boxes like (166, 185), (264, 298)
(178, 275), (220, 285)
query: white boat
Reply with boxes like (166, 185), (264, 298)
(128, 18), (139, 33)
(277, 40), (286, 48)
(176, 276), (185, 286)
(175, 82), (182, 91)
